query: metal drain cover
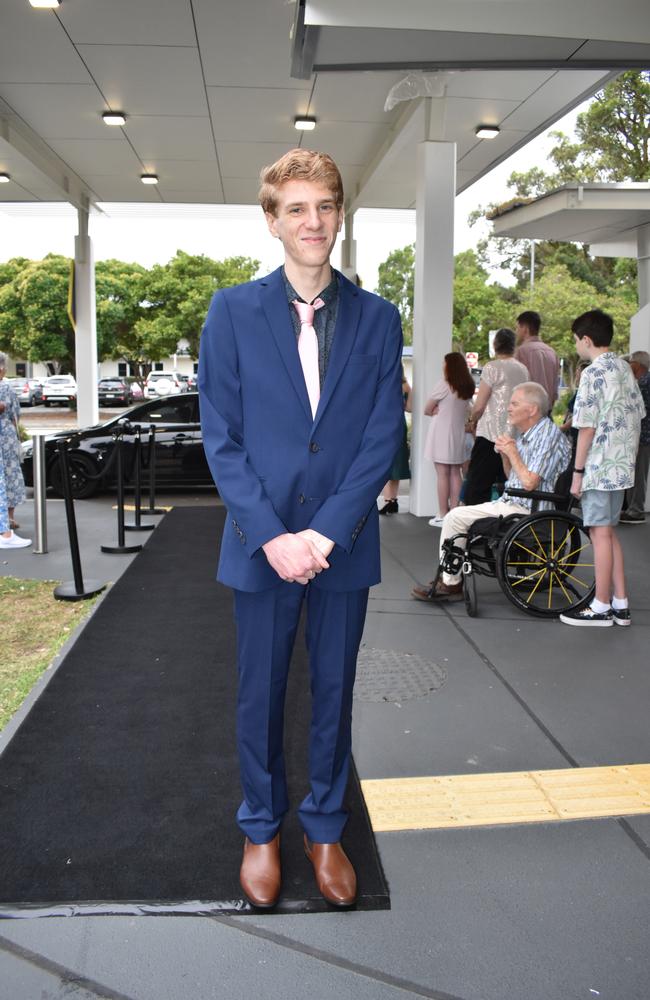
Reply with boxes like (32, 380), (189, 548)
(354, 648), (446, 702)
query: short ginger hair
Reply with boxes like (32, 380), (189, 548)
(258, 149), (344, 216)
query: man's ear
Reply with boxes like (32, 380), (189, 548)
(265, 211), (279, 238)
(337, 207), (344, 233)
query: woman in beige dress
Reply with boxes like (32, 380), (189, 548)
(423, 352), (475, 525)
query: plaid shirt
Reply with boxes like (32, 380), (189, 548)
(502, 416), (571, 511)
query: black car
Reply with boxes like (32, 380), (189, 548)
(22, 393), (214, 499)
(98, 377), (134, 407)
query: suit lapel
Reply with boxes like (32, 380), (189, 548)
(259, 268), (313, 423)
(314, 272), (361, 427)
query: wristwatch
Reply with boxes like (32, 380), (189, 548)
(574, 467), (585, 474)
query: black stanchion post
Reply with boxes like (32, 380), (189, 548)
(143, 423), (166, 515)
(54, 438), (106, 601)
(101, 430), (143, 555)
(125, 425), (155, 533)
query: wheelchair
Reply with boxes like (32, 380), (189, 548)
(436, 471), (595, 619)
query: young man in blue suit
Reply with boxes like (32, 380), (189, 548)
(198, 149), (404, 908)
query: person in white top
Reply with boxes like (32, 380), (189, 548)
(463, 329), (529, 504)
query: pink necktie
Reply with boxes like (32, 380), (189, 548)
(293, 298), (324, 419)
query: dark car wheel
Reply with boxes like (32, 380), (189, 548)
(49, 452), (100, 500)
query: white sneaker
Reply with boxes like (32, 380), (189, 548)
(428, 516), (445, 527)
(0, 531), (32, 549)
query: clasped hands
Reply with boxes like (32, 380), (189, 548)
(262, 529), (335, 585)
(493, 433), (517, 459)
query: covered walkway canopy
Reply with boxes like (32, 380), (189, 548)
(2, 0), (650, 514)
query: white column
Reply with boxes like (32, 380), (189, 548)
(409, 141), (456, 517)
(637, 223), (650, 311)
(340, 212), (358, 282)
(74, 208), (98, 427)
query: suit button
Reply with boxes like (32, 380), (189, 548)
(298, 493), (305, 504)
(309, 442), (319, 453)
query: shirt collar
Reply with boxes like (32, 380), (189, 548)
(282, 267), (338, 307)
(520, 415), (547, 443)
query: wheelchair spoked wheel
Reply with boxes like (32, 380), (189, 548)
(463, 564), (478, 617)
(496, 511), (595, 618)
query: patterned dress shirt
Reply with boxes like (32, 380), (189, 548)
(572, 352), (644, 491)
(283, 270), (339, 388)
(502, 416), (571, 511)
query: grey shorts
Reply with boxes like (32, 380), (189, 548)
(580, 489), (625, 527)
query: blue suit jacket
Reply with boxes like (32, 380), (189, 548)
(198, 267), (404, 592)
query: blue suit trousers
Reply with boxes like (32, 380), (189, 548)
(233, 582), (369, 844)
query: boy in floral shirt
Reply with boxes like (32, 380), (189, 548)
(560, 310), (644, 627)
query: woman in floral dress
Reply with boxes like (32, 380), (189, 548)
(0, 352), (31, 548)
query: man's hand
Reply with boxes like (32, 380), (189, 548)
(262, 533), (329, 584)
(493, 434), (517, 459)
(297, 528), (335, 559)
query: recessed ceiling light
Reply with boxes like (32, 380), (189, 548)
(294, 116), (317, 131)
(102, 111), (127, 126)
(475, 125), (500, 139)
(29, 1), (61, 8)
(0, 173), (10, 183)
(141, 174), (159, 185)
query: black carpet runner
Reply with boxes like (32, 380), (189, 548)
(0, 507), (389, 916)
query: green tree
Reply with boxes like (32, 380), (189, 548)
(517, 264), (636, 378)
(474, 71), (650, 298)
(139, 251), (259, 359)
(0, 254), (74, 371)
(452, 250), (514, 358)
(375, 244), (415, 344)
(375, 245), (514, 359)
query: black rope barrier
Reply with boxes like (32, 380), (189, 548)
(142, 423), (166, 515)
(100, 428), (144, 555)
(124, 425), (155, 533)
(53, 437), (107, 602)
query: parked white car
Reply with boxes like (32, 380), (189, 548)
(42, 374), (77, 407)
(144, 372), (186, 398)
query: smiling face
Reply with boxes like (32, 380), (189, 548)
(265, 179), (343, 277)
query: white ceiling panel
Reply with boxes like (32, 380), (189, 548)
(0, 2), (89, 85)
(310, 72), (403, 124)
(47, 139), (143, 177)
(83, 175), (162, 202)
(457, 130), (534, 174)
(503, 71), (610, 131)
(144, 161), (221, 190)
(207, 88), (310, 143)
(58, 0), (197, 46)
(194, 0), (304, 90)
(77, 45), (208, 117)
(222, 177), (267, 205)
(304, 121), (392, 166)
(0, 84), (118, 141)
(443, 96), (522, 151)
(125, 117), (215, 162)
(445, 70), (556, 102)
(156, 190), (225, 205)
(217, 142), (296, 179)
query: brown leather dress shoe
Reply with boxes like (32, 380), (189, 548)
(239, 834), (281, 908)
(304, 836), (357, 907)
(412, 579), (463, 602)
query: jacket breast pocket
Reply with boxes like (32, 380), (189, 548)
(347, 354), (377, 366)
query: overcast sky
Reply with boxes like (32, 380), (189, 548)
(0, 105), (582, 293)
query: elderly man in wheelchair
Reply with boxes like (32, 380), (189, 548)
(412, 382), (596, 618)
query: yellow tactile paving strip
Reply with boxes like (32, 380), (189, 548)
(361, 764), (650, 832)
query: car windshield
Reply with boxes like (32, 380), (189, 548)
(47, 376), (74, 383)
(99, 379), (123, 386)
